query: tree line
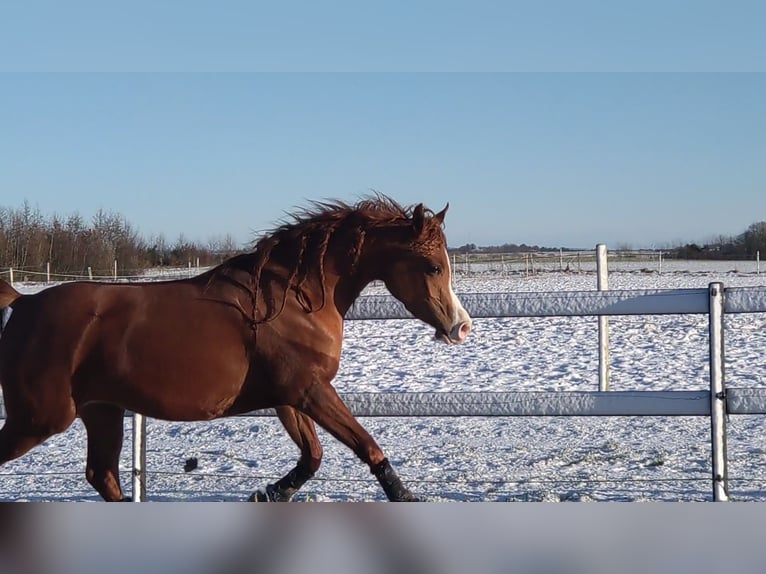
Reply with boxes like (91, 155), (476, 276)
(453, 222), (766, 260)
(451, 242), (576, 254)
(0, 202), (241, 277)
(669, 222), (766, 260)
(2, 201), (765, 279)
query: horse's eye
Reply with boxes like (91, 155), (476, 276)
(426, 264), (442, 276)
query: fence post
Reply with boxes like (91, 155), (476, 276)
(708, 282), (729, 501)
(596, 244), (610, 391)
(47, 262), (51, 283)
(114, 259), (118, 280)
(132, 413), (147, 502)
(88, 266), (93, 280)
(8, 267), (13, 285)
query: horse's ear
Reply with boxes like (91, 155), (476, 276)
(413, 203), (426, 235)
(433, 203), (449, 225)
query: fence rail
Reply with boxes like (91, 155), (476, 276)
(241, 390), (716, 417)
(347, 287), (766, 319)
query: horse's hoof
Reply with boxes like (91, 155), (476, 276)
(248, 484), (292, 502)
(398, 492), (422, 502)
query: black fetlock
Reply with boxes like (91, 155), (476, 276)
(249, 464), (315, 502)
(372, 458), (420, 502)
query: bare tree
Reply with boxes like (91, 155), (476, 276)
(739, 222), (766, 256)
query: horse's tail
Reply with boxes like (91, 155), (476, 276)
(0, 279), (21, 308)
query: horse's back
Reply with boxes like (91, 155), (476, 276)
(0, 281), (106, 369)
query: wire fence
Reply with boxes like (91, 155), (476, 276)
(1, 249), (761, 284)
(450, 250), (762, 276)
(0, 262), (207, 283)
(0, 467), (733, 502)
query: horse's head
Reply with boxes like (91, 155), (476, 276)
(379, 203), (472, 344)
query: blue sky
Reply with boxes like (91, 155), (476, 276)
(2, 1), (765, 72)
(1, 3), (764, 249)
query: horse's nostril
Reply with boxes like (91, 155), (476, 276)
(454, 321), (471, 342)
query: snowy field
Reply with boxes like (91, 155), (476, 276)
(2, 261), (766, 502)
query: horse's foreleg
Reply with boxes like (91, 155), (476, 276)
(80, 403), (127, 501)
(251, 406), (323, 502)
(299, 383), (419, 502)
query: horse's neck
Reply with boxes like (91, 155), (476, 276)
(327, 267), (368, 318)
(325, 243), (384, 317)
(329, 236), (396, 317)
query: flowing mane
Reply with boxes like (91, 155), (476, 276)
(274, 194), (412, 232)
(211, 195), (445, 325)
(264, 193), (445, 252)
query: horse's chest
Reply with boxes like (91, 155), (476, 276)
(273, 313), (342, 355)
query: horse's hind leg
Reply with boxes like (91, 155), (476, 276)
(80, 403), (127, 501)
(0, 400), (76, 468)
(0, 420), (70, 466)
(251, 406), (323, 502)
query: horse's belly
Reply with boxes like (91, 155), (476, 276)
(85, 319), (251, 421)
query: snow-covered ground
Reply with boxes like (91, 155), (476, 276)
(2, 262), (766, 502)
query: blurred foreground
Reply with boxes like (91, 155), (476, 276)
(1, 503), (763, 574)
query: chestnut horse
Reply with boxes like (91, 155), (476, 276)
(0, 196), (471, 501)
